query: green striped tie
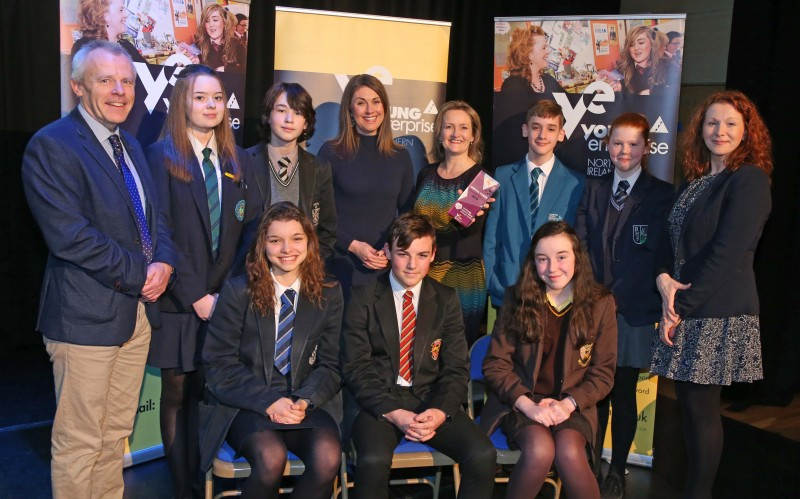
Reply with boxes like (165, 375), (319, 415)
(202, 148), (220, 253)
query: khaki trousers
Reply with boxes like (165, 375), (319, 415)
(45, 302), (151, 499)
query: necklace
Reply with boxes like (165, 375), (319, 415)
(531, 73), (545, 93)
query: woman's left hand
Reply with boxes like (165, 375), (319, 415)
(658, 315), (680, 347)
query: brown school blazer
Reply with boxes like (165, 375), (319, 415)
(480, 293), (617, 442)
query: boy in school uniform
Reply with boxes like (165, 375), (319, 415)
(342, 213), (495, 499)
(484, 99), (585, 309)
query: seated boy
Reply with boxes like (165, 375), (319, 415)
(342, 213), (495, 499)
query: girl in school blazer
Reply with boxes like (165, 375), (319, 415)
(201, 202), (343, 499)
(146, 64), (256, 498)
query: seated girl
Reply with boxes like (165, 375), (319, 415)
(200, 202), (343, 499)
(481, 221), (617, 499)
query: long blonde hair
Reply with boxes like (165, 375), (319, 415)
(196, 4), (238, 68)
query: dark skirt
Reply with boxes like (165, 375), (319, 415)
(147, 311), (205, 372)
(501, 409), (593, 452)
(227, 407), (340, 454)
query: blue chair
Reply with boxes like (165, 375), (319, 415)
(468, 334), (561, 498)
(204, 440), (349, 499)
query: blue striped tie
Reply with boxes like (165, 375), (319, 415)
(275, 289), (296, 375)
(529, 167), (542, 232)
(109, 134), (153, 262)
(202, 148), (220, 253)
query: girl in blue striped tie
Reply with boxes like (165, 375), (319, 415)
(202, 202), (344, 499)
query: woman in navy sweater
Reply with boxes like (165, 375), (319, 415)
(317, 74), (414, 294)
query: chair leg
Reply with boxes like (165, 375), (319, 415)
(204, 469), (213, 499)
(452, 463), (461, 496)
(432, 467), (442, 499)
(336, 452), (349, 499)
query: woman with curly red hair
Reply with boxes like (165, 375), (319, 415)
(501, 25), (561, 96)
(651, 90), (773, 498)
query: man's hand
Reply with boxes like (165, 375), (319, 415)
(141, 262), (172, 302)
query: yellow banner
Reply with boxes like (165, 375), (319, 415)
(602, 372), (658, 467)
(275, 8), (450, 82)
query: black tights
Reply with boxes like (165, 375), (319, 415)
(238, 427), (341, 499)
(596, 366), (641, 477)
(507, 426), (599, 499)
(675, 381), (723, 499)
(160, 367), (205, 499)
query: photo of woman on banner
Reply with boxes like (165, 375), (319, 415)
(598, 25), (680, 96)
(494, 25), (566, 169)
(501, 26), (562, 97)
(178, 3), (246, 73)
(71, 0), (145, 62)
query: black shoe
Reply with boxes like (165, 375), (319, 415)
(600, 469), (625, 499)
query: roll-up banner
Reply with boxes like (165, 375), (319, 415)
(274, 7), (451, 177)
(59, 0), (252, 466)
(60, 0), (251, 149)
(493, 15), (686, 183)
(494, 14), (687, 467)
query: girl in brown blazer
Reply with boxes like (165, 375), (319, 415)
(481, 221), (617, 499)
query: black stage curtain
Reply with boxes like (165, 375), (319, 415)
(728, 0), (799, 400)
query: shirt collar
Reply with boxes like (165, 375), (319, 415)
(389, 271), (423, 299)
(188, 130), (217, 159)
(78, 104), (118, 144)
(614, 165), (643, 191)
(526, 153), (556, 178)
(272, 272), (301, 305)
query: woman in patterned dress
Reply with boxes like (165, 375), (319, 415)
(651, 90), (773, 499)
(412, 101), (490, 346)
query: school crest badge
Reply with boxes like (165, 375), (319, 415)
(632, 225), (647, 245)
(308, 344), (318, 365)
(311, 202), (320, 227)
(430, 339), (442, 361)
(235, 200), (246, 222)
(578, 342), (594, 367)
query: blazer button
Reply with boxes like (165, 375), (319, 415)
(135, 238), (141, 245)
(114, 281), (121, 290)
(679, 259), (685, 265)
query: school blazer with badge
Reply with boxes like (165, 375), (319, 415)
(341, 275), (470, 419)
(199, 274), (344, 472)
(247, 143), (337, 261)
(483, 156), (585, 307)
(21, 109), (177, 346)
(147, 139), (258, 313)
(576, 171), (674, 326)
(480, 293), (617, 441)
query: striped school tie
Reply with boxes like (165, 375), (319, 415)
(202, 147), (220, 253)
(611, 179), (630, 211)
(275, 289), (296, 375)
(529, 167), (542, 231)
(399, 290), (416, 383)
